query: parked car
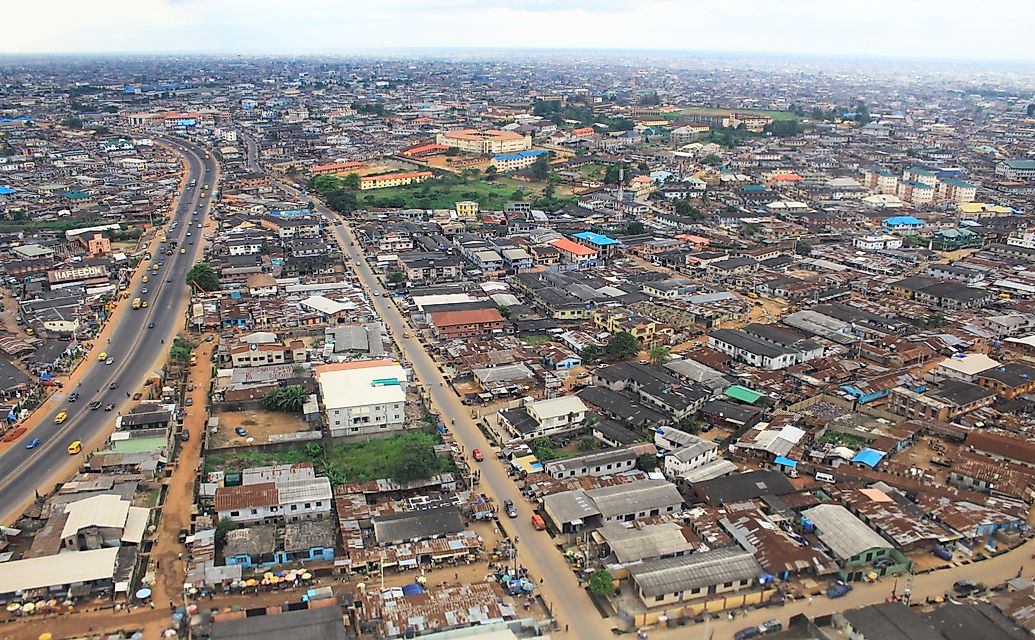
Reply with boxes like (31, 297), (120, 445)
(734, 627), (760, 640)
(827, 580), (853, 599)
(185, 397), (193, 406)
(178, 529), (189, 544)
(181, 429), (190, 442)
(954, 580), (980, 595)
(235, 427), (248, 437)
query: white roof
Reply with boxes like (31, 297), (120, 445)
(0, 547), (119, 594)
(412, 293), (476, 311)
(61, 494), (130, 539)
(318, 363), (407, 411)
(300, 295), (351, 316)
(802, 504), (890, 559)
(528, 395), (588, 421)
(122, 507), (150, 544)
(937, 353), (1000, 376)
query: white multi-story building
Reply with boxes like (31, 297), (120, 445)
(214, 464), (332, 524)
(316, 360), (408, 437)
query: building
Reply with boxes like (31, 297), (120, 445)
(490, 149), (549, 172)
(801, 504), (895, 580)
(214, 464), (333, 525)
(0, 547), (126, 600)
(543, 445), (646, 479)
(60, 494), (150, 551)
(542, 479), (684, 533)
(548, 237), (599, 268)
(499, 395), (589, 439)
(428, 307), (506, 339)
(935, 354), (1000, 382)
(359, 171), (433, 190)
(996, 160), (1035, 182)
(315, 360), (408, 437)
(573, 231), (621, 258)
(975, 363), (1035, 399)
(627, 548), (764, 608)
(455, 200), (479, 219)
(707, 324), (823, 370)
(888, 380), (995, 421)
(435, 129), (532, 154)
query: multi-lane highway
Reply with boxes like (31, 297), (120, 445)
(0, 138), (219, 525)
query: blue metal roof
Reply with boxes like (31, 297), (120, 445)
(0, 186), (15, 195)
(493, 150), (549, 161)
(883, 216), (923, 226)
(573, 231), (620, 246)
(851, 448), (886, 468)
(774, 456), (798, 468)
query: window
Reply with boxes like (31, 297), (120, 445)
(291, 505), (298, 511)
(251, 509), (258, 515)
(230, 511), (239, 517)
(724, 581), (733, 589)
(316, 501), (323, 507)
(655, 595), (664, 602)
(305, 503), (311, 509)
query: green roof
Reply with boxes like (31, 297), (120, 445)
(724, 385), (763, 404)
(109, 436), (167, 454)
(1005, 160), (1035, 169)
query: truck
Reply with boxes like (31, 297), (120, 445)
(132, 298), (142, 310)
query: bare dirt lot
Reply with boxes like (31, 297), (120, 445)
(209, 407), (311, 448)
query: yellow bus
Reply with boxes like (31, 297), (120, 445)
(67, 440), (82, 455)
(132, 298), (142, 310)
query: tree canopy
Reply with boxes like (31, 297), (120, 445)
(263, 385), (310, 412)
(606, 331), (640, 359)
(589, 569), (615, 598)
(186, 261), (219, 292)
(390, 438), (442, 483)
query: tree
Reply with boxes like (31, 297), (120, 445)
(603, 164), (627, 185)
(679, 416), (702, 434)
(589, 568), (615, 598)
(673, 199), (703, 219)
(390, 440), (441, 483)
(580, 344), (600, 362)
(854, 101), (872, 125)
(341, 173), (361, 190)
(606, 331), (640, 360)
(186, 262), (219, 292)
(530, 154), (550, 181)
(636, 453), (657, 472)
(169, 337), (192, 363)
(388, 271), (405, 284)
(263, 385), (310, 412)
(795, 239), (813, 256)
(325, 188), (357, 214)
(702, 153), (722, 166)
(625, 221), (645, 235)
(497, 305), (512, 318)
(59, 116), (83, 129)
(215, 517), (240, 549)
(484, 165), (498, 179)
(577, 435), (598, 451)
(648, 346), (670, 366)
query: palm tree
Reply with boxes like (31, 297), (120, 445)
(648, 346), (671, 367)
(263, 385), (310, 412)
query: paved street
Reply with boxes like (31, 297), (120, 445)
(289, 190), (611, 639)
(0, 139), (219, 526)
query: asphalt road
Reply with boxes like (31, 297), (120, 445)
(0, 138), (219, 525)
(285, 186), (610, 640)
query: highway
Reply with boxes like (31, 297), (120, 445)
(287, 183), (610, 639)
(0, 137), (219, 525)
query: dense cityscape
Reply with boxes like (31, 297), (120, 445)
(0, 49), (1033, 640)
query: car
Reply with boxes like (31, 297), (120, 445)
(185, 397), (193, 406)
(734, 627), (761, 640)
(54, 411), (68, 424)
(25, 438), (40, 450)
(104, 403), (116, 411)
(759, 620), (783, 634)
(132, 392), (142, 400)
(180, 248), (187, 254)
(148, 322), (155, 329)
(98, 351), (108, 362)
(235, 427), (248, 437)
(89, 401), (102, 410)
(178, 529), (189, 544)
(166, 278), (172, 283)
(141, 288), (148, 294)
(472, 448), (484, 461)
(105, 357), (114, 365)
(504, 499), (518, 518)
(181, 429), (190, 442)
(109, 381), (119, 390)
(187, 383), (194, 391)
(954, 580), (979, 595)
(827, 580), (853, 599)
(205, 335), (214, 342)
(68, 392), (79, 402)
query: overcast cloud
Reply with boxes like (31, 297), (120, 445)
(4, 0), (1034, 62)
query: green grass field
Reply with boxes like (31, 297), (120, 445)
(359, 179), (521, 210)
(205, 431), (454, 484)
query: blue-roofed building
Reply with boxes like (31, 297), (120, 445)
(773, 456), (798, 476)
(0, 186), (15, 196)
(573, 231), (621, 258)
(851, 448), (886, 468)
(882, 215), (924, 230)
(490, 149), (549, 173)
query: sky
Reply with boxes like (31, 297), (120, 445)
(5, 0), (1035, 62)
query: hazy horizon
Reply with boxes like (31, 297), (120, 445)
(7, 0), (1035, 64)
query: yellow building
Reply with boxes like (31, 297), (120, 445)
(455, 200), (479, 219)
(435, 129), (532, 155)
(359, 171), (433, 190)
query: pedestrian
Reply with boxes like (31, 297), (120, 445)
(565, 625), (569, 633)
(150, 601), (156, 609)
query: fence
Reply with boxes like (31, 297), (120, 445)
(619, 588), (779, 629)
